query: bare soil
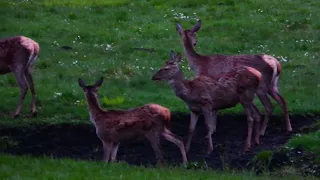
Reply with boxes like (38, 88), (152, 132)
(0, 113), (318, 173)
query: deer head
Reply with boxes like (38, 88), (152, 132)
(152, 50), (182, 81)
(78, 77), (104, 98)
(176, 20), (201, 47)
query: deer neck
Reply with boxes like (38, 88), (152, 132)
(84, 92), (104, 125)
(181, 37), (201, 72)
(168, 70), (189, 99)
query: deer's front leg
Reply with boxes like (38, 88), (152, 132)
(185, 111), (199, 153)
(202, 106), (214, 155)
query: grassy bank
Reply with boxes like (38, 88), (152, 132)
(0, 0), (319, 125)
(0, 153), (318, 180)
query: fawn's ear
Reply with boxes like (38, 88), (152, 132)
(174, 52), (182, 63)
(93, 77), (104, 88)
(191, 20), (201, 33)
(78, 78), (86, 88)
(176, 23), (183, 34)
(170, 50), (176, 60)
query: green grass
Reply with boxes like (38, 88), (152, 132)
(0, 153), (317, 180)
(0, 0), (319, 125)
(287, 131), (320, 154)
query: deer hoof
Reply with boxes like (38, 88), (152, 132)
(254, 140), (260, 145)
(31, 111), (37, 117)
(286, 130), (293, 136)
(12, 114), (20, 119)
(244, 147), (251, 152)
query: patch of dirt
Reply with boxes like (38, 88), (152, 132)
(0, 113), (317, 171)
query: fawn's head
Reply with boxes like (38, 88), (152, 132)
(152, 50), (182, 81)
(78, 77), (104, 98)
(176, 20), (201, 47)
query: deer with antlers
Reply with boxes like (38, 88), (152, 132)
(0, 36), (39, 118)
(152, 50), (261, 153)
(78, 77), (188, 165)
(175, 20), (292, 136)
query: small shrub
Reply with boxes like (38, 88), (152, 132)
(102, 96), (124, 107)
(252, 150), (273, 174)
(0, 136), (19, 150)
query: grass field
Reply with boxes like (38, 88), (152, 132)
(0, 153), (318, 180)
(0, 0), (319, 179)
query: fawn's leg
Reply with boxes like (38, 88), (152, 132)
(10, 65), (28, 118)
(256, 88), (274, 136)
(202, 106), (215, 155)
(102, 140), (112, 162)
(110, 142), (120, 162)
(185, 111), (199, 153)
(252, 104), (261, 145)
(241, 103), (254, 152)
(162, 127), (188, 165)
(146, 132), (163, 165)
(24, 66), (37, 117)
(212, 110), (218, 133)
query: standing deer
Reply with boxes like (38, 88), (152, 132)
(152, 50), (261, 153)
(0, 36), (39, 118)
(78, 77), (188, 165)
(175, 20), (292, 136)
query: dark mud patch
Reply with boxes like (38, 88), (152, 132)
(0, 113), (318, 172)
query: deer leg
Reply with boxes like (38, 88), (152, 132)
(145, 132), (163, 165)
(252, 104), (261, 145)
(212, 110), (218, 133)
(268, 76), (292, 134)
(110, 142), (120, 163)
(256, 88), (274, 136)
(24, 66), (37, 117)
(185, 111), (199, 153)
(11, 67), (28, 118)
(202, 106), (214, 155)
(162, 127), (188, 165)
(242, 103), (254, 152)
(102, 140), (112, 162)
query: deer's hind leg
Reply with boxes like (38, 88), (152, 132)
(162, 127), (188, 165)
(24, 64), (37, 117)
(9, 64), (28, 119)
(268, 75), (292, 134)
(145, 131), (163, 165)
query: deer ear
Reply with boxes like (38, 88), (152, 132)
(94, 77), (104, 88)
(176, 23), (183, 34)
(175, 52), (182, 63)
(78, 78), (86, 88)
(191, 20), (201, 33)
(170, 50), (175, 60)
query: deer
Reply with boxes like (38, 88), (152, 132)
(152, 50), (262, 154)
(0, 36), (40, 118)
(175, 20), (292, 136)
(78, 77), (188, 165)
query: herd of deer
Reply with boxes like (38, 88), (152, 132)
(0, 20), (292, 166)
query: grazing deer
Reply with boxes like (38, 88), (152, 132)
(78, 77), (188, 165)
(152, 51), (261, 153)
(175, 20), (292, 136)
(0, 36), (39, 118)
